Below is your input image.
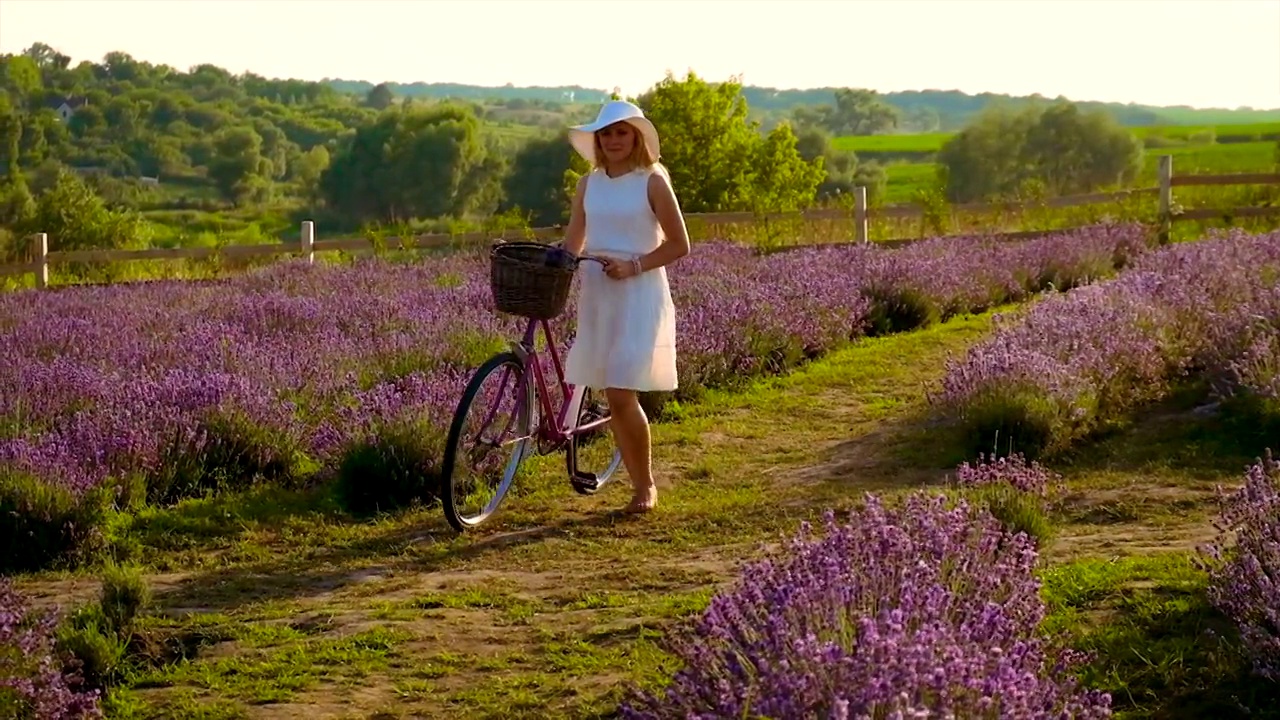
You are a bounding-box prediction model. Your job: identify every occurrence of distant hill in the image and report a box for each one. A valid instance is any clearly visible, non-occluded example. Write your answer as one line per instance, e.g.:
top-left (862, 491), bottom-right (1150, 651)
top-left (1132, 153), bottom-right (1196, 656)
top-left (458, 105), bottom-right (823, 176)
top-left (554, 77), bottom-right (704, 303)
top-left (323, 78), bottom-right (1280, 132)
top-left (323, 79), bottom-right (612, 105)
top-left (739, 87), bottom-right (1280, 130)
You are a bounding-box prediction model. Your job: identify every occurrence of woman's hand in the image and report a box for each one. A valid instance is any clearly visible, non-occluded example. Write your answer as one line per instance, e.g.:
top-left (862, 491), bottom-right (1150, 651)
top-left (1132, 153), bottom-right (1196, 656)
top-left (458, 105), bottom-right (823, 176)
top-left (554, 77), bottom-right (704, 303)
top-left (601, 257), bottom-right (642, 280)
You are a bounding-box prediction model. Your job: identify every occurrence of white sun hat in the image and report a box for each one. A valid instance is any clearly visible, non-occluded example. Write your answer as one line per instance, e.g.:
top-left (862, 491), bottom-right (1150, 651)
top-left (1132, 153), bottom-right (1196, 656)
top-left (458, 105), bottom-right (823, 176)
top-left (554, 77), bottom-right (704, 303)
top-left (568, 100), bottom-right (661, 167)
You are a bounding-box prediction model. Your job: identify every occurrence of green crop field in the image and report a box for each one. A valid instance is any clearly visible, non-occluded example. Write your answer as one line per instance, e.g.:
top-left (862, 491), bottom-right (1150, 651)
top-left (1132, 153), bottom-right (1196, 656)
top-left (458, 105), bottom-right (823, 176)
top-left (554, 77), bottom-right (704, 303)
top-left (831, 132), bottom-right (954, 155)
top-left (1143, 141), bottom-right (1278, 176)
top-left (835, 122), bottom-right (1280, 158)
top-left (861, 126), bottom-right (1279, 205)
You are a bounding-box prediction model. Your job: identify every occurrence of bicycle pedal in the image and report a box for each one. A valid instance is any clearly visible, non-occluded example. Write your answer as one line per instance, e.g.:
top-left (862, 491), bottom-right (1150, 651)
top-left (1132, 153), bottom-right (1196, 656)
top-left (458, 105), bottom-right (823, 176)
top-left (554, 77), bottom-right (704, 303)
top-left (570, 471), bottom-right (600, 495)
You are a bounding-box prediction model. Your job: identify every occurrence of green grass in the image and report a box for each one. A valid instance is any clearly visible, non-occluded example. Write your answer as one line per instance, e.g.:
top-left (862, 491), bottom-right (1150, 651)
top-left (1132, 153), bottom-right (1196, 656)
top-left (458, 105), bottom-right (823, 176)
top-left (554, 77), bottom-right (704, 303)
top-left (880, 162), bottom-right (941, 203)
top-left (1134, 122), bottom-right (1280, 143)
top-left (1146, 141), bottom-right (1278, 176)
top-left (1043, 553), bottom-right (1280, 719)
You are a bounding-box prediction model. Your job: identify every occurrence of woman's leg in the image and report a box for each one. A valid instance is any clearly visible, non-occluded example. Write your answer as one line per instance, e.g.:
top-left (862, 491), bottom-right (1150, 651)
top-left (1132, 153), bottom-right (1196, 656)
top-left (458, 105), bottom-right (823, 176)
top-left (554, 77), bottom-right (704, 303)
top-left (604, 387), bottom-right (657, 512)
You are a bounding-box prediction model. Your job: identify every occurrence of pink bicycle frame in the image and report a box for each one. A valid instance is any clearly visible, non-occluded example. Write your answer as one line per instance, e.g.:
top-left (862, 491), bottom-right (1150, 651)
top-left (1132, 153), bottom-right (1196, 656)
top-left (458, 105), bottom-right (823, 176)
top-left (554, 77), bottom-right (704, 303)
top-left (509, 316), bottom-right (611, 447)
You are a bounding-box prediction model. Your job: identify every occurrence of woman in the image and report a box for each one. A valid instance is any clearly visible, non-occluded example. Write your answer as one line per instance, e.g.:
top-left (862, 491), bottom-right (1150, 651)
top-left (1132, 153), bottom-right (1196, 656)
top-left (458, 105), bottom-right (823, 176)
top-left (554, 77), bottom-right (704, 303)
top-left (561, 100), bottom-right (691, 514)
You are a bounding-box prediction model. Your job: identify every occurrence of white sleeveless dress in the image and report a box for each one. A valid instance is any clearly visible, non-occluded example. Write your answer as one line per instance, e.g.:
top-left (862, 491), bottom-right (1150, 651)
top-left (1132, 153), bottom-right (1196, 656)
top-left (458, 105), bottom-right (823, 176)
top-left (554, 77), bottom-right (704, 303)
top-left (564, 167), bottom-right (679, 392)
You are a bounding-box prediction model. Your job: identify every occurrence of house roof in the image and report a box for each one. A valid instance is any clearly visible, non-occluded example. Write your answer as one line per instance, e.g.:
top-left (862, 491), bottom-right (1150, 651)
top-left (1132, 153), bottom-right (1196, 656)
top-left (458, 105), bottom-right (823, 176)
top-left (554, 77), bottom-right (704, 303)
top-left (46, 96), bottom-right (88, 110)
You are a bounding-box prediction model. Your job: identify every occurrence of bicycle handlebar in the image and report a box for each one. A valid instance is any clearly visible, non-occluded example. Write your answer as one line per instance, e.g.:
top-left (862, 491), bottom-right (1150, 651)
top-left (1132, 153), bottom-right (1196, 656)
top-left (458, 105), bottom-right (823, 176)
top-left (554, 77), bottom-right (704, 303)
top-left (496, 239), bottom-right (613, 270)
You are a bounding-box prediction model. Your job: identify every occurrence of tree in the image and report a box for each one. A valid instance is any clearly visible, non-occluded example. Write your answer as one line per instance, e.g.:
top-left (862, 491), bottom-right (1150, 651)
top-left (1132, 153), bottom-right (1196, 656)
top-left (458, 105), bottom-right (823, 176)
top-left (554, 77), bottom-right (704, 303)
top-left (0, 95), bottom-right (22, 176)
top-left (207, 126), bottom-right (268, 204)
top-left (67, 105), bottom-right (106, 138)
top-left (102, 51), bottom-right (144, 84)
top-left (789, 89), bottom-right (900, 137)
top-left (830, 89), bottom-right (899, 136)
top-left (937, 101), bottom-right (1142, 202)
top-left (250, 118), bottom-right (292, 180)
top-left (793, 124), bottom-right (885, 203)
top-left (0, 56), bottom-right (43, 108)
top-left (500, 131), bottom-right (575, 225)
top-left (14, 169), bottom-right (146, 252)
top-left (291, 145), bottom-right (330, 196)
top-left (0, 95), bottom-right (34, 236)
top-left (633, 71), bottom-right (823, 213)
top-left (22, 42), bottom-right (71, 71)
top-left (365, 83), bottom-right (394, 110)
top-left (320, 104), bottom-right (499, 222)
top-left (747, 123), bottom-right (826, 212)
top-left (1020, 103), bottom-right (1142, 195)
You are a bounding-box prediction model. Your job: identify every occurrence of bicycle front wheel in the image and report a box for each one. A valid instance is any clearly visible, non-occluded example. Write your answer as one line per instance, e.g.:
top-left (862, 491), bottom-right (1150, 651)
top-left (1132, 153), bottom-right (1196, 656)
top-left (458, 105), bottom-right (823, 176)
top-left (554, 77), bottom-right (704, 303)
top-left (440, 352), bottom-right (534, 532)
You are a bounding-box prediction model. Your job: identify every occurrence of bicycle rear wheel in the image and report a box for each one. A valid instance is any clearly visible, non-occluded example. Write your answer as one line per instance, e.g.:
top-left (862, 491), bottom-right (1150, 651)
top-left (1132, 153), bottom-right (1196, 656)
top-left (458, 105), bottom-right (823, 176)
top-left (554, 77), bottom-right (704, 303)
top-left (441, 352), bottom-right (534, 532)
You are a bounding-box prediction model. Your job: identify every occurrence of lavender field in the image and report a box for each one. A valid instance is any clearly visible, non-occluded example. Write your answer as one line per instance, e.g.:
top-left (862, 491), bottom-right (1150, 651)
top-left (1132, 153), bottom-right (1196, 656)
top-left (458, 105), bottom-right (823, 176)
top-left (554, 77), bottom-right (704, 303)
top-left (6, 225), bottom-right (1280, 719)
top-left (0, 226), bottom-right (1144, 544)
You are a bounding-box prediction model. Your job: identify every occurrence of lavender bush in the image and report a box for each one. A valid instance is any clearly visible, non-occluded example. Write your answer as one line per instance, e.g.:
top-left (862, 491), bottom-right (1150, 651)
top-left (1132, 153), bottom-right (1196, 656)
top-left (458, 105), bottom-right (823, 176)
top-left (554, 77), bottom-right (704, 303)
top-left (620, 492), bottom-right (1111, 719)
top-left (1200, 279), bottom-right (1280, 418)
top-left (951, 452), bottom-right (1062, 546)
top-left (0, 579), bottom-right (102, 719)
top-left (934, 229), bottom-right (1280, 458)
top-left (1200, 451), bottom-right (1280, 681)
top-left (955, 452), bottom-right (1059, 496)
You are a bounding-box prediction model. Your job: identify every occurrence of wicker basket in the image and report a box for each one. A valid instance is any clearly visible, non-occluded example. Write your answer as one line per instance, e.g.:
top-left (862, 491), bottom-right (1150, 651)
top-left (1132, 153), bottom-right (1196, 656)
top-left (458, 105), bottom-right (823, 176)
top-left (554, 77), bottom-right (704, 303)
top-left (490, 242), bottom-right (577, 320)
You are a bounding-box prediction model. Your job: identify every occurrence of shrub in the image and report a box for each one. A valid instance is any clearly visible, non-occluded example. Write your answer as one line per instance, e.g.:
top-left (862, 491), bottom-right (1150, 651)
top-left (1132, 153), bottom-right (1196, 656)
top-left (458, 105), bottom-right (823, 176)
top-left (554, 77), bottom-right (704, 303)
top-left (0, 223), bottom-right (1148, 572)
top-left (954, 451), bottom-right (1059, 496)
top-left (0, 579), bottom-right (102, 719)
top-left (0, 471), bottom-right (114, 573)
top-left (52, 610), bottom-right (127, 694)
top-left (1201, 451), bottom-right (1280, 680)
top-left (951, 452), bottom-right (1061, 546)
top-left (149, 408), bottom-right (315, 506)
top-left (97, 564), bottom-right (150, 639)
top-left (861, 283), bottom-right (939, 336)
top-left (335, 415), bottom-right (448, 516)
top-left (620, 492), bottom-right (1111, 719)
top-left (54, 565), bottom-right (151, 694)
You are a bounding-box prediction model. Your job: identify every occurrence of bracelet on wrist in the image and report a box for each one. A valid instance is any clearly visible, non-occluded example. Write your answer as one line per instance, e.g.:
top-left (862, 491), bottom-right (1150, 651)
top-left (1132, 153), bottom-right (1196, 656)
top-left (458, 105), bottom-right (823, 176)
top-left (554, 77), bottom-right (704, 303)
top-left (632, 259), bottom-right (643, 275)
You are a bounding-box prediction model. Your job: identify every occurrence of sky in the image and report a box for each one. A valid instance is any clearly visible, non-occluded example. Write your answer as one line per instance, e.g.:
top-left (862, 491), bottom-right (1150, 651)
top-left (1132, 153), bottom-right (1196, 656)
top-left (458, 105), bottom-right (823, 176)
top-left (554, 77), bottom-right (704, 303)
top-left (1, 0), bottom-right (1278, 110)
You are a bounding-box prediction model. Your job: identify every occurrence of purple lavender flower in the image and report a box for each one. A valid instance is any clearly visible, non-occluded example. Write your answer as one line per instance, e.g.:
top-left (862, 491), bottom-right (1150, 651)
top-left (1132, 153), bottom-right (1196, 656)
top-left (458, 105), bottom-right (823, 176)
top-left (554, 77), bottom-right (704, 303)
top-left (1200, 451), bottom-right (1280, 681)
top-left (954, 452), bottom-right (1059, 497)
top-left (0, 579), bottom-right (102, 719)
top-left (620, 492), bottom-right (1112, 719)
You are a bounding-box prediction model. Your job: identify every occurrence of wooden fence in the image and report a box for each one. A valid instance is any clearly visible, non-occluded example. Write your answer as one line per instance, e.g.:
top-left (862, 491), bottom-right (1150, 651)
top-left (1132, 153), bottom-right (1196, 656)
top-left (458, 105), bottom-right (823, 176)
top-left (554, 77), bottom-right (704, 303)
top-left (3, 154), bottom-right (1280, 289)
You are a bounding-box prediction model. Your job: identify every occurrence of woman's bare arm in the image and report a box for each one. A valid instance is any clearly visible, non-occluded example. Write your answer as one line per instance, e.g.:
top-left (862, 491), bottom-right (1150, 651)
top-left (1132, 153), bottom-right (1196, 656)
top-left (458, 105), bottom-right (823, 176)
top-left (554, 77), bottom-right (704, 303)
top-left (638, 170), bottom-right (690, 272)
top-left (562, 174), bottom-right (589, 256)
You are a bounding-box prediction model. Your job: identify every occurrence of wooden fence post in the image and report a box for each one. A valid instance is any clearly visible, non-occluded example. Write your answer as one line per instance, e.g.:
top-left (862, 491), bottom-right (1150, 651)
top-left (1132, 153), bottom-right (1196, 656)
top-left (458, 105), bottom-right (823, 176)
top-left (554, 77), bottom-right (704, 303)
top-left (32, 233), bottom-right (48, 289)
top-left (1158, 155), bottom-right (1173, 244)
top-left (854, 186), bottom-right (868, 243)
top-left (300, 220), bottom-right (315, 264)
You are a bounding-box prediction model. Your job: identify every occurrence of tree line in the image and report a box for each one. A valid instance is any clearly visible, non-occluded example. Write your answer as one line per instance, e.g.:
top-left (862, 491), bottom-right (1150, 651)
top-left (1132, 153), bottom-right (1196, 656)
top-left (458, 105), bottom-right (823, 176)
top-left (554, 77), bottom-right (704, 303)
top-left (0, 41), bottom-right (1166, 258)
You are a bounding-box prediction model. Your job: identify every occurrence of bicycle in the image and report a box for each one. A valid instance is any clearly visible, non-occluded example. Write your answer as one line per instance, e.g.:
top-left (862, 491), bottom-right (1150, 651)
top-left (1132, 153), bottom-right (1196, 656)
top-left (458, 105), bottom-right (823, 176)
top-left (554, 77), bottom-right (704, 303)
top-left (439, 241), bottom-right (624, 532)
